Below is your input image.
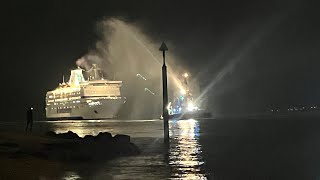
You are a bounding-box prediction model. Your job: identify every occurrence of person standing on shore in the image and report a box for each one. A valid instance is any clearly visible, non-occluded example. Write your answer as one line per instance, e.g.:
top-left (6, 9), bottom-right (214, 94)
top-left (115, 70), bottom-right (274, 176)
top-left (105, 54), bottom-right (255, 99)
top-left (25, 107), bottom-right (33, 132)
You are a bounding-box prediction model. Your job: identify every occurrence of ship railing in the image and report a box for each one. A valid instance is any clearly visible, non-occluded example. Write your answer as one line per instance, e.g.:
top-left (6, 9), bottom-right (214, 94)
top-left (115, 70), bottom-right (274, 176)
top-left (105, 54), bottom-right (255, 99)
top-left (81, 96), bottom-right (123, 99)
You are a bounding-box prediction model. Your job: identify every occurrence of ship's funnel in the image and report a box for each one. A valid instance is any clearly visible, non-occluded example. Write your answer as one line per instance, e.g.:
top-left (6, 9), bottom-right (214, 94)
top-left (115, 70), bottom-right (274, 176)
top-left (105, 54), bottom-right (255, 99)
top-left (69, 67), bottom-right (86, 86)
top-left (92, 64), bottom-right (98, 80)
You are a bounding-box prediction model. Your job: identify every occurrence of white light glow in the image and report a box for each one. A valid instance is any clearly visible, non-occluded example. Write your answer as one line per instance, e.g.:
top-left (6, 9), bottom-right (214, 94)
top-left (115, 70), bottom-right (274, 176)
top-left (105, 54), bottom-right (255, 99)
top-left (180, 89), bottom-right (186, 95)
top-left (187, 102), bottom-right (198, 112)
top-left (167, 102), bottom-right (172, 110)
top-left (169, 119), bottom-right (206, 178)
top-left (88, 101), bottom-right (102, 106)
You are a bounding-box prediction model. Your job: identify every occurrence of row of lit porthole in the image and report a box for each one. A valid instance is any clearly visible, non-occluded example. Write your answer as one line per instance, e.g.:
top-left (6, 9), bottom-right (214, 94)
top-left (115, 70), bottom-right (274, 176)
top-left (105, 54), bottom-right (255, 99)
top-left (48, 92), bottom-right (81, 98)
top-left (50, 106), bottom-right (78, 110)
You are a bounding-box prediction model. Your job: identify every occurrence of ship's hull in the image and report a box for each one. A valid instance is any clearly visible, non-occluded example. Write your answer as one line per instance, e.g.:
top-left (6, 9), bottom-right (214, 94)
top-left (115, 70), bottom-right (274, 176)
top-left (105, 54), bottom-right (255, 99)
top-left (46, 98), bottom-right (125, 120)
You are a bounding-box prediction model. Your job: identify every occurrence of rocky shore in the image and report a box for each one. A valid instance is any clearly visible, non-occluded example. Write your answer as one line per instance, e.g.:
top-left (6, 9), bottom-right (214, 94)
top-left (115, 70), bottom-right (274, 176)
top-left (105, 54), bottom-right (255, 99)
top-left (0, 131), bottom-right (140, 179)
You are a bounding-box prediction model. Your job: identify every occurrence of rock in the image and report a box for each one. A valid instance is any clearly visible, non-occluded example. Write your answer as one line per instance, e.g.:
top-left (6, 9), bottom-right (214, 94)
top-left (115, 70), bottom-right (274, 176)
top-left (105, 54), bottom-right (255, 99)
top-left (46, 131), bottom-right (80, 139)
top-left (38, 131), bottom-right (139, 162)
top-left (95, 132), bottom-right (112, 142)
top-left (45, 131), bottom-right (57, 137)
top-left (58, 131), bottom-right (80, 139)
top-left (113, 134), bottom-right (130, 144)
top-left (83, 135), bottom-right (95, 143)
top-left (66, 131), bottom-right (80, 139)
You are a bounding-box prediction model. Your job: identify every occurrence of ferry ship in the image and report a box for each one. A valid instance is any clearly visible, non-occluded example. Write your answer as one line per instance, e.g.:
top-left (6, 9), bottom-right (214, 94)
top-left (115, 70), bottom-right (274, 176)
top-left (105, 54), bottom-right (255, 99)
top-left (45, 64), bottom-right (125, 119)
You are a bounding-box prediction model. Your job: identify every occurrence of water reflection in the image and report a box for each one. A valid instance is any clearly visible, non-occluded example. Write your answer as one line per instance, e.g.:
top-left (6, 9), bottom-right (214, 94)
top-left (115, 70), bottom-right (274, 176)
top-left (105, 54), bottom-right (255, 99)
top-left (23, 119), bottom-right (208, 179)
top-left (42, 119), bottom-right (163, 138)
top-left (61, 171), bottom-right (81, 180)
top-left (169, 119), bottom-right (207, 179)
top-left (51, 121), bottom-right (104, 137)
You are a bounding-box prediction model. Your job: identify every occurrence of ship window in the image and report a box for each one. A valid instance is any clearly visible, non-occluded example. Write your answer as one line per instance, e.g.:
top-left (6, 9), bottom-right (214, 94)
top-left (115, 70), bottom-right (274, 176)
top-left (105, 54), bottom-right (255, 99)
top-left (57, 108), bottom-right (71, 113)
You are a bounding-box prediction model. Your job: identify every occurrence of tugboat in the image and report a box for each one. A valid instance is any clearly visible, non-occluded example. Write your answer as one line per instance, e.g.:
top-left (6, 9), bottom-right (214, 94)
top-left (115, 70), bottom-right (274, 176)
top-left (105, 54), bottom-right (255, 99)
top-left (167, 73), bottom-right (211, 120)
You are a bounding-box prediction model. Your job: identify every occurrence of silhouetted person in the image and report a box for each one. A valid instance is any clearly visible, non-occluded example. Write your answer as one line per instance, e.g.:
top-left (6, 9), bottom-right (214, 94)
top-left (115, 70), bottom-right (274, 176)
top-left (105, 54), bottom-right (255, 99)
top-left (25, 107), bottom-right (33, 132)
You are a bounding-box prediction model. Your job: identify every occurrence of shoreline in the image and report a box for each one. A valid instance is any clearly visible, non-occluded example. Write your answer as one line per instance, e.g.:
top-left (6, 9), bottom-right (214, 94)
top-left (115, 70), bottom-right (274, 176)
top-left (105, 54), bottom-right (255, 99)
top-left (0, 131), bottom-right (142, 179)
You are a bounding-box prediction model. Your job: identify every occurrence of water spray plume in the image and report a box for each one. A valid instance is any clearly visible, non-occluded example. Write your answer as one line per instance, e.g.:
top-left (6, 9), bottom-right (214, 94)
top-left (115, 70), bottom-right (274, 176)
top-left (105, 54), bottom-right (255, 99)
top-left (79, 17), bottom-right (190, 119)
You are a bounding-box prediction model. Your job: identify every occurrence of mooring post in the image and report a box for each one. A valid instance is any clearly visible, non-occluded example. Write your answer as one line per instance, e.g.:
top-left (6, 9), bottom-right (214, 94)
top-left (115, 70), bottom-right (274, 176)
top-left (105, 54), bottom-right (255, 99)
top-left (159, 42), bottom-right (169, 143)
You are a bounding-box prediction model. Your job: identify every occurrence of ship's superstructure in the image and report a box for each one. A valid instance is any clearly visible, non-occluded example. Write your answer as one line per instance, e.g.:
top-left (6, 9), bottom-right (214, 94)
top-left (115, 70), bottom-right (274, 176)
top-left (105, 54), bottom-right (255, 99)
top-left (45, 64), bottom-right (125, 119)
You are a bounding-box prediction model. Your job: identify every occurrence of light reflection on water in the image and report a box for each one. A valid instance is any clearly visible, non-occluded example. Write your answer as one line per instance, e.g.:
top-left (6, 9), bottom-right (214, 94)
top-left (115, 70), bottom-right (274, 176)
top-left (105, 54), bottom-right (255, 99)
top-left (45, 119), bottom-right (163, 138)
top-left (5, 117), bottom-right (319, 179)
top-left (61, 171), bottom-right (81, 180)
top-left (47, 119), bottom-right (207, 179)
top-left (169, 119), bottom-right (207, 179)
top-left (0, 119), bottom-right (207, 179)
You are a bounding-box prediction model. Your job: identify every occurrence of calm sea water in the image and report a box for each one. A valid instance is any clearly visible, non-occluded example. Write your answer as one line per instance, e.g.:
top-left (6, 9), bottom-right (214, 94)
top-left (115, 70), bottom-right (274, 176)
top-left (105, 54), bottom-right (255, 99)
top-left (2, 117), bottom-right (320, 179)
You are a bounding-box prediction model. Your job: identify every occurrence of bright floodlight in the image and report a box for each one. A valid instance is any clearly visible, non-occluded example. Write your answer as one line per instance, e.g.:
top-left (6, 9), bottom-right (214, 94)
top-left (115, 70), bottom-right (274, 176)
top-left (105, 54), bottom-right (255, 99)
top-left (183, 73), bottom-right (189, 78)
top-left (187, 102), bottom-right (195, 111)
top-left (180, 89), bottom-right (186, 95)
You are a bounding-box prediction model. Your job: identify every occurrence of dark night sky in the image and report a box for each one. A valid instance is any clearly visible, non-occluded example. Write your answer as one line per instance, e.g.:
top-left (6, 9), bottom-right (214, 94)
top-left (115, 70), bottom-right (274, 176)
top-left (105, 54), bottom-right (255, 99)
top-left (1, 0), bottom-right (320, 120)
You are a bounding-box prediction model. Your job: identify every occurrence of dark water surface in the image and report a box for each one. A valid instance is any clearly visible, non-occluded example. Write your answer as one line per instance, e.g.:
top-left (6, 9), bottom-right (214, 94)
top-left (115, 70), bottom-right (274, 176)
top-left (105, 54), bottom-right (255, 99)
top-left (2, 117), bottom-right (320, 179)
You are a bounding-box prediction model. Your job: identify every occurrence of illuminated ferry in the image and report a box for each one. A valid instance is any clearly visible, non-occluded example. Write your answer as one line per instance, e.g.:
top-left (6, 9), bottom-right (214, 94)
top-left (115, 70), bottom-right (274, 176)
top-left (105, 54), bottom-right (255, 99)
top-left (45, 64), bottom-right (125, 119)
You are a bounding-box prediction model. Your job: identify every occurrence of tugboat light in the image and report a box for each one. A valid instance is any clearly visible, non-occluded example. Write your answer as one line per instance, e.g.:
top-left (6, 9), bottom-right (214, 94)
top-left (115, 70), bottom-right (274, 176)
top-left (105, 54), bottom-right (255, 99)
top-left (187, 102), bottom-right (198, 112)
top-left (180, 89), bottom-right (186, 95)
